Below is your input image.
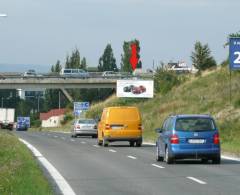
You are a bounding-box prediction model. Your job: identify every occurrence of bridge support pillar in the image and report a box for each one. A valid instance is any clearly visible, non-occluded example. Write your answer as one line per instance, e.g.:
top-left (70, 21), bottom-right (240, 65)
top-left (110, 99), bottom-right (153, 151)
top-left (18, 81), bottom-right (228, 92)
top-left (60, 88), bottom-right (73, 102)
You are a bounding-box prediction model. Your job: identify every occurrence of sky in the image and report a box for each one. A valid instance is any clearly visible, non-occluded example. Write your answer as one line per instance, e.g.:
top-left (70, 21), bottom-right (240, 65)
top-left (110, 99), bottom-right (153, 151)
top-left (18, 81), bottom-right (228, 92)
top-left (0, 0), bottom-right (239, 72)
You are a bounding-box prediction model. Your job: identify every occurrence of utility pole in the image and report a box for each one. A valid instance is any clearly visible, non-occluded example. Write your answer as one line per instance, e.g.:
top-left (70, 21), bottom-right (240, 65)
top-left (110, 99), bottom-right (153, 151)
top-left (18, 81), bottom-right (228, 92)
top-left (37, 95), bottom-right (40, 112)
top-left (1, 97), bottom-right (3, 108)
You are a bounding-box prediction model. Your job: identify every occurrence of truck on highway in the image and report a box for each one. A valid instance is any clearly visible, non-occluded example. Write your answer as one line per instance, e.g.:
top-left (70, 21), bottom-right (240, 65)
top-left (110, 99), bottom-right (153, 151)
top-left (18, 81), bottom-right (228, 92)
top-left (0, 108), bottom-right (15, 130)
top-left (16, 116), bottom-right (30, 131)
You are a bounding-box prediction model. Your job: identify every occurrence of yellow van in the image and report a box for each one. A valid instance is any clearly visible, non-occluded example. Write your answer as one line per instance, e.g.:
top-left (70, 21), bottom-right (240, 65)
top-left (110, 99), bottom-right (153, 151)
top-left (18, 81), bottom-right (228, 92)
top-left (97, 106), bottom-right (142, 147)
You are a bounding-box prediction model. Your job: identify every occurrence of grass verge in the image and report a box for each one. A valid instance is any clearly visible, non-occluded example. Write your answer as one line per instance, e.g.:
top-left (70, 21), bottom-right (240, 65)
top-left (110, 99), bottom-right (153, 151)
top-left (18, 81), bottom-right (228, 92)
top-left (0, 130), bottom-right (53, 195)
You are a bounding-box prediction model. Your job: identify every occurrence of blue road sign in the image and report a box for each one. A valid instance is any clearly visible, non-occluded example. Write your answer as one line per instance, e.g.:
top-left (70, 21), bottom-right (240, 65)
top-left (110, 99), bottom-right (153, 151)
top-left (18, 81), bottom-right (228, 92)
top-left (74, 102), bottom-right (90, 111)
top-left (229, 37), bottom-right (240, 70)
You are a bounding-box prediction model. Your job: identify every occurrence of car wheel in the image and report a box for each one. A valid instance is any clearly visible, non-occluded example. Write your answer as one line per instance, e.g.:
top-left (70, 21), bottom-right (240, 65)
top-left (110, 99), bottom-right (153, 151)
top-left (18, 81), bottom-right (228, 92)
top-left (97, 139), bottom-right (103, 146)
top-left (156, 146), bottom-right (164, 162)
top-left (103, 137), bottom-right (109, 147)
top-left (201, 158), bottom-right (208, 164)
top-left (136, 141), bottom-right (142, 147)
top-left (164, 146), bottom-right (173, 164)
top-left (92, 135), bottom-right (97, 138)
top-left (129, 141), bottom-right (135, 147)
top-left (212, 156), bottom-right (221, 164)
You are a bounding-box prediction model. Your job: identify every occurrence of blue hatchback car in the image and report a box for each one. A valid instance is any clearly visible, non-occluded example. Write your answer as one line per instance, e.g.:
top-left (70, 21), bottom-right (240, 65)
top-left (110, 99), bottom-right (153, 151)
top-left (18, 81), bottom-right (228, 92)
top-left (155, 114), bottom-right (221, 164)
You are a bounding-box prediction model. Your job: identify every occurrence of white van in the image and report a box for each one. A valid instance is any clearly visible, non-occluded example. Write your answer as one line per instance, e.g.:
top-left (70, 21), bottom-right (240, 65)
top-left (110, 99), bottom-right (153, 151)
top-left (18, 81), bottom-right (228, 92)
top-left (60, 68), bottom-right (89, 78)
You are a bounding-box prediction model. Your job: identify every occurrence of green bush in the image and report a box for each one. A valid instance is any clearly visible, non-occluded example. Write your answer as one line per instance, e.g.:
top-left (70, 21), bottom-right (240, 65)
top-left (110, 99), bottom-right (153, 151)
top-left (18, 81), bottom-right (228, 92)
top-left (154, 69), bottom-right (184, 94)
top-left (61, 113), bottom-right (74, 125)
top-left (31, 120), bottom-right (41, 128)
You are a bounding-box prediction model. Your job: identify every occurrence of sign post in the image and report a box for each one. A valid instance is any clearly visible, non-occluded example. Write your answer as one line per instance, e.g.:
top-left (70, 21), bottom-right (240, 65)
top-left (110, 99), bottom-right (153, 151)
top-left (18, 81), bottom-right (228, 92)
top-left (229, 37), bottom-right (240, 104)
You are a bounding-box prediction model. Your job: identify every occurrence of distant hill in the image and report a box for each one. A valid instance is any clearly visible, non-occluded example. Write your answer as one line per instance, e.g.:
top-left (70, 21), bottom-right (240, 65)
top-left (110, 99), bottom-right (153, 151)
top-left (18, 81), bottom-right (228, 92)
top-left (0, 64), bottom-right (51, 73)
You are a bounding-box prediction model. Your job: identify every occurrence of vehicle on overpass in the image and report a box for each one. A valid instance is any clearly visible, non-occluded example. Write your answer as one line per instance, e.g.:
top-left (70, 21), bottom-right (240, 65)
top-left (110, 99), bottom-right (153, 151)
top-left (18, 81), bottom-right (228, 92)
top-left (71, 118), bottom-right (97, 138)
top-left (102, 71), bottom-right (121, 78)
top-left (23, 69), bottom-right (37, 77)
top-left (97, 106), bottom-right (142, 147)
top-left (0, 108), bottom-right (15, 130)
top-left (155, 114), bottom-right (221, 164)
top-left (60, 68), bottom-right (89, 78)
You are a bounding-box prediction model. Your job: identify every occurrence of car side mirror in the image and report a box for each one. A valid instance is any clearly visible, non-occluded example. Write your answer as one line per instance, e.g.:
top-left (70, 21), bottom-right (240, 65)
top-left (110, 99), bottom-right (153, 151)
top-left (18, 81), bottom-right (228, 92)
top-left (155, 128), bottom-right (162, 133)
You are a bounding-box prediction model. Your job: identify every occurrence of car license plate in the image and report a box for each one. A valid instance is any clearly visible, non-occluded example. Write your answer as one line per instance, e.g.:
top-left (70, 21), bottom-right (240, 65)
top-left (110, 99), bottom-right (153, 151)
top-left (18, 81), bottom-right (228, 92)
top-left (111, 126), bottom-right (123, 130)
top-left (188, 139), bottom-right (205, 144)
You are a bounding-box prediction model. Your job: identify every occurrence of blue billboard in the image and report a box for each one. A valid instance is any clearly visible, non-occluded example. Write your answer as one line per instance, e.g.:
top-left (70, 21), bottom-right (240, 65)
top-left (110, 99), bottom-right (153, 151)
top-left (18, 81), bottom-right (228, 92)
top-left (229, 37), bottom-right (240, 70)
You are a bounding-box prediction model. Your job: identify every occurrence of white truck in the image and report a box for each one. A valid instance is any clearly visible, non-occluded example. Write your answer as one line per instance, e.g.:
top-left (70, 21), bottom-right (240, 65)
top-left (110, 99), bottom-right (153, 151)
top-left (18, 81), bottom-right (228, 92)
top-left (0, 108), bottom-right (15, 130)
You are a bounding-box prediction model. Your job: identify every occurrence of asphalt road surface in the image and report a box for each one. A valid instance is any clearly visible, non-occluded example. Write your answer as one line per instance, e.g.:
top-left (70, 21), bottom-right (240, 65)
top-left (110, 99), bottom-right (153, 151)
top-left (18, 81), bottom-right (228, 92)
top-left (15, 131), bottom-right (240, 195)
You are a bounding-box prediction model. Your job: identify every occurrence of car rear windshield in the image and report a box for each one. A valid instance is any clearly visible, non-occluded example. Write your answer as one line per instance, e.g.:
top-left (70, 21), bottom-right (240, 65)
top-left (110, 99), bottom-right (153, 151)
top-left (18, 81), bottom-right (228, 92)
top-left (175, 117), bottom-right (216, 131)
top-left (78, 119), bottom-right (95, 124)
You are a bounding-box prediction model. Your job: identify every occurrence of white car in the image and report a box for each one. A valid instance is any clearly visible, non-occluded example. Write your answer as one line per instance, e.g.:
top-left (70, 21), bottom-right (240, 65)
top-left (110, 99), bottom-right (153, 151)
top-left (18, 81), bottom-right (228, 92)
top-left (23, 69), bottom-right (37, 77)
top-left (72, 119), bottom-right (97, 138)
top-left (102, 71), bottom-right (121, 78)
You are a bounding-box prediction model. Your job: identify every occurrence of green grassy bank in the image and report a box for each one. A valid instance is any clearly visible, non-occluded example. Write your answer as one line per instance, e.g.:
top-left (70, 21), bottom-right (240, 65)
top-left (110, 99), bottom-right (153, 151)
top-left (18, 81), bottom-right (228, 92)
top-left (0, 130), bottom-right (53, 195)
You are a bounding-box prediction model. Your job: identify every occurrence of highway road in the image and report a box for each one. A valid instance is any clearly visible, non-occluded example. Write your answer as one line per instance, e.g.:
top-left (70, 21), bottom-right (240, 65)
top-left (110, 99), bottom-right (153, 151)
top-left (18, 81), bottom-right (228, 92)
top-left (15, 131), bottom-right (240, 195)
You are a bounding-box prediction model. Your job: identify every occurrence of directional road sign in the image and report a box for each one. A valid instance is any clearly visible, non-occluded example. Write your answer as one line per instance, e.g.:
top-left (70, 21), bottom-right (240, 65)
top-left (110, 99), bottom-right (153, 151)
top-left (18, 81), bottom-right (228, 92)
top-left (229, 37), bottom-right (240, 70)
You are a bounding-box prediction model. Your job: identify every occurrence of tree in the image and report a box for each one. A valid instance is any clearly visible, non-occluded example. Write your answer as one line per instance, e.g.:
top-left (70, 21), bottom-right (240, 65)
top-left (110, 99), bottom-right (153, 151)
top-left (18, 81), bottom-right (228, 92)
top-left (69, 48), bottom-right (81, 68)
top-left (80, 57), bottom-right (87, 70)
top-left (120, 39), bottom-right (142, 72)
top-left (98, 44), bottom-right (117, 71)
top-left (191, 41), bottom-right (217, 71)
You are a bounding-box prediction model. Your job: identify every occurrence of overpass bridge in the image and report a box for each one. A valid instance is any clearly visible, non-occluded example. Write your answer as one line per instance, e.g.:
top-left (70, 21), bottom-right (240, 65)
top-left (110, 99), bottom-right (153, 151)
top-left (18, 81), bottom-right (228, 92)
top-left (0, 77), bottom-right (117, 89)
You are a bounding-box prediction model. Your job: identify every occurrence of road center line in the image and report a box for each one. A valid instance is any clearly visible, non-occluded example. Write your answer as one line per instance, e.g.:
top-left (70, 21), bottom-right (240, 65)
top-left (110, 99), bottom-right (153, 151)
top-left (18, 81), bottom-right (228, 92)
top-left (93, 145), bottom-right (100, 148)
top-left (70, 139), bottom-right (75, 142)
top-left (54, 135), bottom-right (58, 138)
top-left (127, 155), bottom-right (137, 160)
top-left (19, 138), bottom-right (76, 195)
top-left (151, 163), bottom-right (165, 169)
top-left (109, 149), bottom-right (117, 153)
top-left (187, 177), bottom-right (207, 185)
top-left (81, 141), bottom-right (86, 144)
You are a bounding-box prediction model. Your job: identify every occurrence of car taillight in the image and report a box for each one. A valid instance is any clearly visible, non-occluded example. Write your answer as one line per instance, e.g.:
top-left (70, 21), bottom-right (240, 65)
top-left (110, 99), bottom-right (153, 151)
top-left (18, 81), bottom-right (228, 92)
top-left (76, 125), bottom-right (80, 129)
top-left (105, 124), bottom-right (111, 130)
top-left (170, 134), bottom-right (179, 144)
top-left (213, 133), bottom-right (220, 144)
top-left (138, 124), bottom-right (142, 130)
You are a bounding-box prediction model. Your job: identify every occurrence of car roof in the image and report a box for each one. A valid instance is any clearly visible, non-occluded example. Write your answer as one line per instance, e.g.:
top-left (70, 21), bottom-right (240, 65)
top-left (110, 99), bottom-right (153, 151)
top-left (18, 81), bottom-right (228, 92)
top-left (171, 114), bottom-right (213, 119)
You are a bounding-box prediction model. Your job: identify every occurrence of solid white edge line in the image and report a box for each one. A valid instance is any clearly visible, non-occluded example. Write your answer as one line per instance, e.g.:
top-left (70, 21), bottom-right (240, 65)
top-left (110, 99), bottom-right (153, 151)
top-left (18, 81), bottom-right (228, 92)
top-left (127, 155), bottom-right (137, 159)
top-left (151, 163), bottom-right (165, 169)
top-left (19, 138), bottom-right (76, 195)
top-left (222, 155), bottom-right (240, 162)
top-left (187, 177), bottom-right (207, 185)
top-left (109, 149), bottom-right (117, 153)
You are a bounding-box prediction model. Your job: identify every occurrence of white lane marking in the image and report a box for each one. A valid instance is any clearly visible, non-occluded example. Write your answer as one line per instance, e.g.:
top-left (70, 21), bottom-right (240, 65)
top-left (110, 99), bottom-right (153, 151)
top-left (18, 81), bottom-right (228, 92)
top-left (61, 137), bottom-right (65, 140)
top-left (187, 177), bottom-right (207, 185)
top-left (81, 141), bottom-right (86, 144)
top-left (143, 142), bottom-right (155, 146)
top-left (151, 163), bottom-right (165, 169)
top-left (93, 145), bottom-right (100, 148)
top-left (70, 139), bottom-right (75, 142)
top-left (127, 155), bottom-right (137, 160)
top-left (54, 135), bottom-right (58, 138)
top-left (109, 149), bottom-right (117, 153)
top-left (19, 138), bottom-right (76, 195)
top-left (222, 155), bottom-right (240, 162)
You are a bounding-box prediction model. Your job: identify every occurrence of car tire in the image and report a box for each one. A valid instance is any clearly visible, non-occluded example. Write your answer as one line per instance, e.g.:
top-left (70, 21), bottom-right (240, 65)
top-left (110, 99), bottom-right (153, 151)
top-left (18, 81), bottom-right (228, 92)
top-left (212, 156), bottom-right (221, 164)
top-left (103, 137), bottom-right (109, 147)
top-left (156, 146), bottom-right (164, 162)
top-left (136, 140), bottom-right (142, 147)
top-left (97, 139), bottom-right (103, 146)
top-left (92, 135), bottom-right (97, 139)
top-left (129, 141), bottom-right (135, 147)
top-left (164, 146), bottom-right (173, 164)
top-left (201, 158), bottom-right (208, 164)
